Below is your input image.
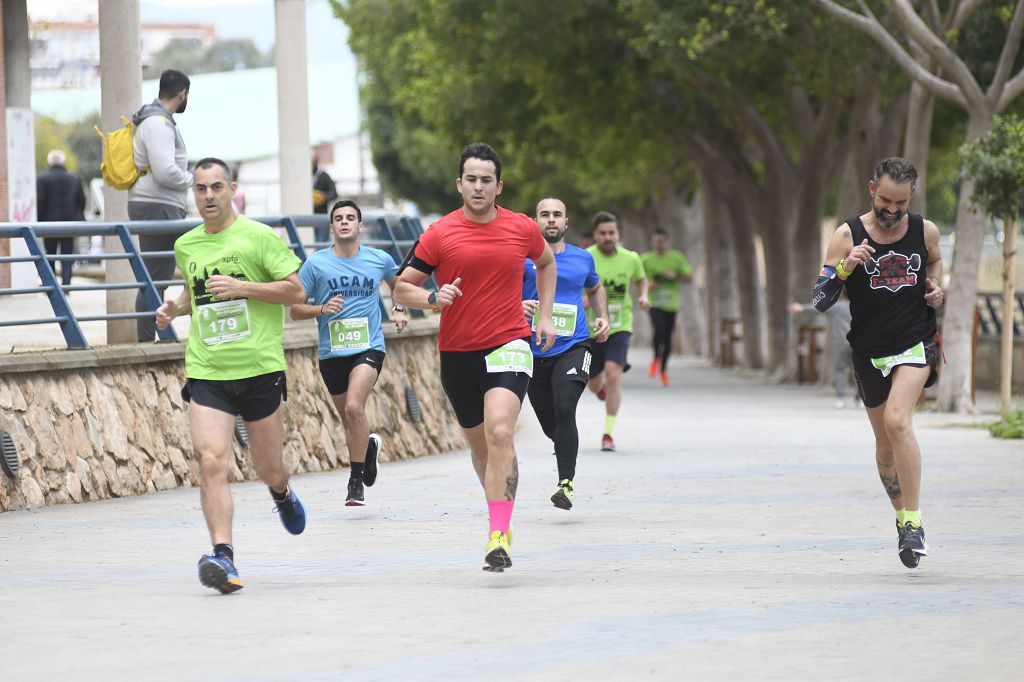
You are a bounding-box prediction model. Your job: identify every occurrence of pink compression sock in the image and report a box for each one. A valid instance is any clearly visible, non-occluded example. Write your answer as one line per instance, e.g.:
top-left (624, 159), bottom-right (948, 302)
top-left (487, 500), bottom-right (514, 535)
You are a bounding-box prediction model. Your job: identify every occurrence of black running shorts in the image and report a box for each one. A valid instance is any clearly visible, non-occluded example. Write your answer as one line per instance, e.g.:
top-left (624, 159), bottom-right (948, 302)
top-left (590, 331), bottom-right (632, 377)
top-left (318, 350), bottom-right (386, 396)
top-left (440, 338), bottom-right (532, 429)
top-left (182, 371), bottom-right (287, 422)
top-left (532, 341), bottom-right (592, 389)
top-left (853, 338), bottom-right (939, 408)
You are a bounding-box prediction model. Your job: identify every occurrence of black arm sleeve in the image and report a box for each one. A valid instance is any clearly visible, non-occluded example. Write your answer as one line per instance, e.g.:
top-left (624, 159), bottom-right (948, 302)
top-left (396, 239), bottom-right (436, 276)
top-left (812, 265), bottom-right (843, 312)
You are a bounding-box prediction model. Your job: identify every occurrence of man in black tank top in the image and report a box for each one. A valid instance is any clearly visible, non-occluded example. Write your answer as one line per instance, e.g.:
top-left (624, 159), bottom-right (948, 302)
top-left (811, 157), bottom-right (944, 570)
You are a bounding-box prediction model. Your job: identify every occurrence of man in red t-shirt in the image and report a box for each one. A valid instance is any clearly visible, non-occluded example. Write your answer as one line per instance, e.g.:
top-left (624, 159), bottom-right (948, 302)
top-left (395, 143), bottom-right (557, 571)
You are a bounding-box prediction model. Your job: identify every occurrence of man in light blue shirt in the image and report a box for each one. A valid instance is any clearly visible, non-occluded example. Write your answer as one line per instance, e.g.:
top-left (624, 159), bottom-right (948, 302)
top-left (292, 200), bottom-right (407, 506)
top-left (522, 197), bottom-right (609, 510)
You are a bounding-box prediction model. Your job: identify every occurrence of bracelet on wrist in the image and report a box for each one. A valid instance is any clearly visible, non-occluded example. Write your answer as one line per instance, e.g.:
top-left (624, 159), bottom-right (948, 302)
top-left (320, 303), bottom-right (325, 315)
top-left (836, 259), bottom-right (853, 279)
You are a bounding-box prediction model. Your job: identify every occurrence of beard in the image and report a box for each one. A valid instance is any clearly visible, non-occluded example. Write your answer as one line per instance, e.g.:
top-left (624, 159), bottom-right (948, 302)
top-left (176, 99), bottom-right (188, 114)
top-left (873, 205), bottom-right (904, 230)
top-left (543, 227), bottom-right (567, 244)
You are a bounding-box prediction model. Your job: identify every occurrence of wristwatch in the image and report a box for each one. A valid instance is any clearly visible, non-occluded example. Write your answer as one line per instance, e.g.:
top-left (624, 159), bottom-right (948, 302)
top-left (391, 303), bottom-right (406, 313)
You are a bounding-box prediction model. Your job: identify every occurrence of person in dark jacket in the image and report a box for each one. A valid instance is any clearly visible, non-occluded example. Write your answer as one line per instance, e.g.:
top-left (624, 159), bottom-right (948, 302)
top-left (312, 153), bottom-right (338, 245)
top-left (36, 149), bottom-right (86, 286)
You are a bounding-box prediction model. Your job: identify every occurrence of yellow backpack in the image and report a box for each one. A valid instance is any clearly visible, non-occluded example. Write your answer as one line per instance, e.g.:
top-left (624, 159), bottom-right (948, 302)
top-left (94, 115), bottom-right (148, 190)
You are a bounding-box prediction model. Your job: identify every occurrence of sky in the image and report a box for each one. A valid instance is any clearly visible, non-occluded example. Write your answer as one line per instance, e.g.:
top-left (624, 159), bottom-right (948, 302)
top-left (27, 0), bottom-right (352, 63)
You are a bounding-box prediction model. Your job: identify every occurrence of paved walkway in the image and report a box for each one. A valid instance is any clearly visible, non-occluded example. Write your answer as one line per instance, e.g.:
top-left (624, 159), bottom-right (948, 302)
top-left (0, 352), bottom-right (1021, 681)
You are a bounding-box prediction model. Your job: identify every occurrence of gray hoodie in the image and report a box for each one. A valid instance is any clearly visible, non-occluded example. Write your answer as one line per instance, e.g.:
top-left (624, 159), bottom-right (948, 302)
top-left (128, 100), bottom-right (193, 209)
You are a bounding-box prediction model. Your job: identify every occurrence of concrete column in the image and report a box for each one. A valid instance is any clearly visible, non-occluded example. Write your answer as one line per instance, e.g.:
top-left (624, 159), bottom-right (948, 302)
top-left (98, 0), bottom-right (142, 344)
top-left (3, 0), bottom-right (30, 106)
top-left (3, 0), bottom-right (37, 289)
top-left (275, 0), bottom-right (312, 215)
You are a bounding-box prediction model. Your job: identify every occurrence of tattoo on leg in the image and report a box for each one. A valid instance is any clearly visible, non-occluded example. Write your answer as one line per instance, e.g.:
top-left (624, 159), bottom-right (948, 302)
top-left (504, 456), bottom-right (519, 500)
top-left (877, 461), bottom-right (902, 500)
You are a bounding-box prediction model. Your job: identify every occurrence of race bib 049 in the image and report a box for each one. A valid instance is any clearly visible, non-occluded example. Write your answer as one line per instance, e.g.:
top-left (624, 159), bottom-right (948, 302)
top-left (330, 317), bottom-right (371, 352)
top-left (198, 299), bottom-right (252, 346)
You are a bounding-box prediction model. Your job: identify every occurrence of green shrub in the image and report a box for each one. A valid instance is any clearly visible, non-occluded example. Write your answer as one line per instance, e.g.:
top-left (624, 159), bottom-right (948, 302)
top-left (989, 411), bottom-right (1024, 438)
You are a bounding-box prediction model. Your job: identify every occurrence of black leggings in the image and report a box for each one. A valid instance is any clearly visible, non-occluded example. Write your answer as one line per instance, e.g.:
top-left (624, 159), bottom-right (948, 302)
top-left (649, 308), bottom-right (676, 371)
top-left (527, 344), bottom-right (591, 481)
top-left (43, 237), bottom-right (74, 286)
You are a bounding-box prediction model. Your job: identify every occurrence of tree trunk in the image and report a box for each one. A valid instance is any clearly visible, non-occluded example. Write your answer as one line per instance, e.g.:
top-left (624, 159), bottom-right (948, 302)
top-left (702, 186), bottom-right (729, 364)
top-left (836, 85), bottom-right (883, 223)
top-left (726, 197), bottom-right (766, 370)
top-left (1000, 216), bottom-right (1018, 413)
top-left (903, 79), bottom-right (936, 216)
top-left (649, 185), bottom-right (707, 356)
top-left (937, 113), bottom-right (994, 412)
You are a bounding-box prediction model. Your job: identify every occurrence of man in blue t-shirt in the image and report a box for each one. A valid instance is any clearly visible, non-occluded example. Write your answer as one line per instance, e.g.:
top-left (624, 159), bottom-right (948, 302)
top-left (292, 200), bottom-right (407, 506)
top-left (522, 197), bottom-right (609, 510)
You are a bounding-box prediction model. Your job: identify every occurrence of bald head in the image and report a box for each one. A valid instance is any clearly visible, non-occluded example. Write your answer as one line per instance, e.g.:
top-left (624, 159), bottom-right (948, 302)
top-left (535, 197), bottom-right (568, 244)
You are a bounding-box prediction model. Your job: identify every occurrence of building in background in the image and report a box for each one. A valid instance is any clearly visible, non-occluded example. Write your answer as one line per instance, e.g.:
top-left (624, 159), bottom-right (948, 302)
top-left (33, 64), bottom-right (388, 217)
top-left (29, 20), bottom-right (216, 90)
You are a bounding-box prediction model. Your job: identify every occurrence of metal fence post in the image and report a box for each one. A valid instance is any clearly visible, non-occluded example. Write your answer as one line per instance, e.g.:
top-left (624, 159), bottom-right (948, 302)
top-left (19, 226), bottom-right (89, 349)
top-left (115, 224), bottom-right (178, 342)
top-left (281, 217), bottom-right (307, 262)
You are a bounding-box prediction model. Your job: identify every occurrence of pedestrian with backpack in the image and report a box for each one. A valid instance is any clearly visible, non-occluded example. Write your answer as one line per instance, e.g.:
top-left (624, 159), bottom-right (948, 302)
top-left (129, 69), bottom-right (193, 342)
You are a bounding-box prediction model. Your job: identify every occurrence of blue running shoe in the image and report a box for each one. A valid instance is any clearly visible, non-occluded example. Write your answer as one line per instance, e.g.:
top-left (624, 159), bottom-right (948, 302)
top-left (273, 486), bottom-right (307, 535)
top-left (198, 554), bottom-right (244, 594)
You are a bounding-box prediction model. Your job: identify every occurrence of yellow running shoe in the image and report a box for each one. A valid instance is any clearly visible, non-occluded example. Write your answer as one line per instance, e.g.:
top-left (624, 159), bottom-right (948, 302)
top-left (551, 479), bottom-right (574, 510)
top-left (483, 530), bottom-right (512, 572)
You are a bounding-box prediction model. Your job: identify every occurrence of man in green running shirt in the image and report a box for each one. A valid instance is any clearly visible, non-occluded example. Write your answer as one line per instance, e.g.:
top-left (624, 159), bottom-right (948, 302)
top-left (585, 211), bottom-right (649, 452)
top-left (641, 228), bottom-right (692, 387)
top-left (156, 157), bottom-right (308, 594)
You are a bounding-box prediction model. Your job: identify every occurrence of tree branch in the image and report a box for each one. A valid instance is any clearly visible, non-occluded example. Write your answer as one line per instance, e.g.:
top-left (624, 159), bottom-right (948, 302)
top-left (810, 0), bottom-right (966, 107)
top-left (988, 0), bottom-right (1024, 104)
top-left (889, 0), bottom-right (985, 104)
top-left (950, 0), bottom-right (987, 30)
top-left (998, 66), bottom-right (1024, 111)
top-left (924, 0), bottom-right (942, 31)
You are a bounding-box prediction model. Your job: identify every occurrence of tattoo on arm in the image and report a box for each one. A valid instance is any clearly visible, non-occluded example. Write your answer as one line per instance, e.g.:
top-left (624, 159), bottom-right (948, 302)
top-left (504, 456), bottom-right (519, 501)
top-left (841, 229), bottom-right (851, 241)
top-left (877, 461), bottom-right (902, 500)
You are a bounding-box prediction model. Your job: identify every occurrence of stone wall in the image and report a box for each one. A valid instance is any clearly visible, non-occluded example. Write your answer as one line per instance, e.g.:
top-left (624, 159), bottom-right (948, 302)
top-left (0, 320), bottom-right (464, 512)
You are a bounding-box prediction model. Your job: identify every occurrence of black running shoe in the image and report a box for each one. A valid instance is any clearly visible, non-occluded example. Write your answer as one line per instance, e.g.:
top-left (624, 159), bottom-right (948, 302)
top-left (346, 477), bottom-right (365, 506)
top-left (364, 433), bottom-right (382, 487)
top-left (899, 523), bottom-right (927, 569)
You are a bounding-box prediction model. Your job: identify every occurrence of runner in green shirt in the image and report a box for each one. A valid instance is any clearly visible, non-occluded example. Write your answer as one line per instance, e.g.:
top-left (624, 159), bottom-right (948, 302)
top-left (156, 157), bottom-right (307, 594)
top-left (585, 211), bottom-right (649, 452)
top-left (641, 228), bottom-right (692, 386)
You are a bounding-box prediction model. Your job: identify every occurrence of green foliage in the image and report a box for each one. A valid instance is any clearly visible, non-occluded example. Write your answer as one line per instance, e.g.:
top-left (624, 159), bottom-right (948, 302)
top-left (960, 114), bottom-right (1024, 220)
top-left (34, 115), bottom-right (78, 172)
top-left (334, 0), bottom-right (875, 219)
top-left (67, 113), bottom-right (103, 183)
top-left (144, 38), bottom-right (272, 79)
top-left (988, 410), bottom-right (1024, 438)
top-left (34, 113), bottom-right (103, 183)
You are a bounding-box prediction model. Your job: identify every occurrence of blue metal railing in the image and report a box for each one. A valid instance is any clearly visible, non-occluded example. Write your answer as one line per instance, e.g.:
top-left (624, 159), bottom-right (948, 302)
top-left (0, 213), bottom-right (422, 350)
